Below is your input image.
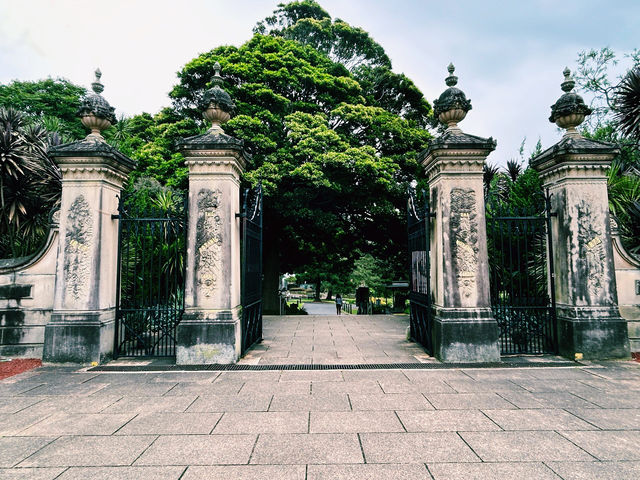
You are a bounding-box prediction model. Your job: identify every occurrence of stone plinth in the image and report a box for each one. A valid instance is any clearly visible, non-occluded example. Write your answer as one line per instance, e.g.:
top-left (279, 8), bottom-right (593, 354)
top-left (419, 130), bottom-right (500, 362)
top-left (531, 135), bottom-right (630, 359)
top-left (44, 140), bottom-right (135, 363)
top-left (176, 132), bottom-right (246, 364)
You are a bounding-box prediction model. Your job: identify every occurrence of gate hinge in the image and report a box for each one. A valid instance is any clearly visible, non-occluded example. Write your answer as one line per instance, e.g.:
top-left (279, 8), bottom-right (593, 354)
top-left (235, 212), bottom-right (245, 218)
top-left (111, 214), bottom-right (120, 220)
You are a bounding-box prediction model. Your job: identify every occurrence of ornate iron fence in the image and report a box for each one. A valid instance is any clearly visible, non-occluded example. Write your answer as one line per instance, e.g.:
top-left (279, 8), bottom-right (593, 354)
top-left (113, 193), bottom-right (187, 357)
top-left (486, 191), bottom-right (557, 355)
top-left (407, 189), bottom-right (434, 355)
top-left (240, 184), bottom-right (263, 354)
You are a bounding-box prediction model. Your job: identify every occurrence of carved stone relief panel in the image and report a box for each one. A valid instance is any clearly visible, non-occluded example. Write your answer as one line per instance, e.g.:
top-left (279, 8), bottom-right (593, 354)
top-left (576, 198), bottom-right (606, 300)
top-left (195, 188), bottom-right (223, 298)
top-left (64, 195), bottom-right (92, 301)
top-left (450, 188), bottom-right (479, 298)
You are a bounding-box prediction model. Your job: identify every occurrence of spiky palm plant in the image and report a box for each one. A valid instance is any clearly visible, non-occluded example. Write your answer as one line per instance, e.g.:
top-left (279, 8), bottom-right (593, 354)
top-left (615, 67), bottom-right (640, 142)
top-left (0, 107), bottom-right (62, 258)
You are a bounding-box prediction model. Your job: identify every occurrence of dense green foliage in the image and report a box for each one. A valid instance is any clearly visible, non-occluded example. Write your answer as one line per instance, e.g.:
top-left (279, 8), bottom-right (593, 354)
top-left (0, 107), bottom-right (62, 257)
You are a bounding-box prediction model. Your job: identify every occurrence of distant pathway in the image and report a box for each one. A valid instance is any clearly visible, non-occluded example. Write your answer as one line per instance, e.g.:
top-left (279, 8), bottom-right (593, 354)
top-left (302, 302), bottom-right (338, 315)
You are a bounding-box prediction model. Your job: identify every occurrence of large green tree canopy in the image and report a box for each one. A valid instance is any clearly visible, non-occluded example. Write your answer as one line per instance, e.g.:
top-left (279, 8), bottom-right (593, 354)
top-left (169, 13), bottom-right (432, 303)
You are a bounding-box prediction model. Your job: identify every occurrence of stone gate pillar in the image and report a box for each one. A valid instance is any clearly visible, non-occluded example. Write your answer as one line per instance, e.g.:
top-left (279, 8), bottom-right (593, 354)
top-left (44, 70), bottom-right (134, 363)
top-left (531, 68), bottom-right (629, 359)
top-left (176, 63), bottom-right (245, 364)
top-left (420, 64), bottom-right (500, 362)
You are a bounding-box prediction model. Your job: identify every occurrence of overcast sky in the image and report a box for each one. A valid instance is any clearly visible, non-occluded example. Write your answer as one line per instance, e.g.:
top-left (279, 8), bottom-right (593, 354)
top-left (1, 0), bottom-right (637, 164)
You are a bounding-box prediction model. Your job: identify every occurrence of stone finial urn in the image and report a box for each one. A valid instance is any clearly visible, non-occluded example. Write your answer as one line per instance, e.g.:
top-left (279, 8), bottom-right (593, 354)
top-left (433, 63), bottom-right (473, 132)
top-left (77, 69), bottom-right (117, 140)
top-left (549, 67), bottom-right (592, 137)
top-left (201, 62), bottom-right (235, 133)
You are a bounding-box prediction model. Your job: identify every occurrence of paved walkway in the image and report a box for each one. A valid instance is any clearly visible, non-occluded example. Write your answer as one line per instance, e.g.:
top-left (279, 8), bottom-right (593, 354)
top-left (240, 315), bottom-right (432, 365)
top-left (300, 302), bottom-right (338, 316)
top-left (1, 361), bottom-right (640, 479)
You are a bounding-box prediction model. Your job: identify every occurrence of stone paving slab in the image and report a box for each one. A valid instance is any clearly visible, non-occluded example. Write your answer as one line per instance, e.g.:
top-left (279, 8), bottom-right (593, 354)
top-left (559, 430), bottom-right (640, 460)
top-left (20, 435), bottom-right (156, 467)
top-left (135, 434), bottom-right (256, 465)
top-left (116, 412), bottom-right (222, 435)
top-left (307, 464), bottom-right (431, 479)
top-left (0, 467), bottom-right (66, 480)
top-left (545, 461), bottom-right (640, 480)
top-left (396, 410), bottom-right (501, 432)
top-left (0, 436), bottom-right (55, 467)
top-left (250, 433), bottom-right (363, 464)
top-left (360, 432), bottom-right (479, 463)
top-left (481, 408), bottom-right (595, 431)
top-left (309, 411), bottom-right (404, 433)
top-left (427, 462), bottom-right (561, 480)
top-left (20, 413), bottom-right (135, 436)
top-left (181, 465), bottom-right (305, 480)
top-left (213, 412), bottom-right (309, 434)
top-left (55, 466), bottom-right (185, 480)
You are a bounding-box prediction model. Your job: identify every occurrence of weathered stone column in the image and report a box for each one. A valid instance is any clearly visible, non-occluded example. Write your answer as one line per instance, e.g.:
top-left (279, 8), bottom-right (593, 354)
top-left (531, 68), bottom-right (629, 359)
top-left (176, 63), bottom-right (245, 364)
top-left (44, 70), bottom-right (134, 363)
top-left (419, 64), bottom-right (500, 362)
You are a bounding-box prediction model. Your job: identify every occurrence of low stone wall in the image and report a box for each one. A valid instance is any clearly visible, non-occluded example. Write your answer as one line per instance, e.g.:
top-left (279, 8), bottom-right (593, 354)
top-left (611, 223), bottom-right (640, 352)
top-left (0, 214), bottom-right (59, 358)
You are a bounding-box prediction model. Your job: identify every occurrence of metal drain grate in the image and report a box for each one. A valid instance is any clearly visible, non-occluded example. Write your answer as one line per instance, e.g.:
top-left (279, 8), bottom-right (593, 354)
top-left (88, 361), bottom-right (580, 372)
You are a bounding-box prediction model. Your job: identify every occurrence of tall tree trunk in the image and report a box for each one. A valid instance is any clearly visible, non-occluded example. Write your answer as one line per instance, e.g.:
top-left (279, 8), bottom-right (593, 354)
top-left (325, 289), bottom-right (333, 301)
top-left (314, 276), bottom-right (321, 302)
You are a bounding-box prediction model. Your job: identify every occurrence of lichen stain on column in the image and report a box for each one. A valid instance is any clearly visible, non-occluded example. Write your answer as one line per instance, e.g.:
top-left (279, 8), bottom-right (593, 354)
top-left (64, 195), bottom-right (92, 301)
top-left (576, 199), bottom-right (606, 302)
top-left (195, 188), bottom-right (223, 298)
top-left (450, 188), bottom-right (479, 300)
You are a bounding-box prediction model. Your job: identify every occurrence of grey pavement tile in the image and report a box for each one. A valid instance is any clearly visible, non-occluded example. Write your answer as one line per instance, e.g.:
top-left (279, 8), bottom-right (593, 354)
top-left (269, 393), bottom-right (351, 412)
top-left (19, 435), bottom-right (156, 467)
top-left (445, 379), bottom-right (528, 393)
top-left (55, 466), bottom-right (186, 480)
top-left (279, 371), bottom-right (344, 382)
top-left (213, 412), bottom-right (308, 434)
top-left (307, 464), bottom-right (431, 479)
top-left (164, 382), bottom-right (244, 396)
top-left (310, 381), bottom-right (383, 395)
top-left (377, 379), bottom-right (456, 394)
top-left (0, 383), bottom-right (44, 396)
top-left (310, 411), bottom-right (404, 433)
top-left (19, 383), bottom-right (108, 397)
top-left (20, 413), bottom-right (135, 436)
top-left (529, 392), bottom-right (603, 409)
top-left (135, 434), bottom-right (255, 465)
top-left (102, 395), bottom-right (197, 413)
top-left (402, 370), bottom-right (470, 382)
top-left (239, 381), bottom-right (311, 395)
top-left (495, 390), bottom-right (547, 408)
top-left (181, 465), bottom-right (306, 479)
top-left (460, 431), bottom-right (594, 461)
top-left (90, 382), bottom-right (177, 397)
top-left (546, 461), bottom-right (640, 480)
top-left (250, 433), bottom-right (363, 464)
top-left (0, 411), bottom-right (54, 436)
top-left (511, 379), bottom-right (601, 394)
top-left (340, 370), bottom-right (409, 382)
top-left (187, 394), bottom-right (272, 412)
top-left (360, 432), bottom-right (478, 463)
top-left (0, 437), bottom-right (55, 467)
top-left (397, 410), bottom-right (501, 432)
top-left (349, 393), bottom-right (433, 411)
top-left (116, 412), bottom-right (222, 435)
top-left (21, 395), bottom-right (123, 415)
top-left (216, 371), bottom-right (281, 382)
top-left (481, 409), bottom-right (596, 431)
top-left (151, 372), bottom-right (220, 383)
top-left (426, 393), bottom-right (516, 410)
top-left (0, 397), bottom-right (43, 414)
top-left (460, 369), bottom-right (538, 381)
top-left (568, 408), bottom-right (640, 429)
top-left (83, 374), bottom-right (159, 385)
top-left (560, 430), bottom-right (640, 460)
top-left (527, 368), bottom-right (601, 380)
top-left (571, 390), bottom-right (640, 408)
top-left (0, 468), bottom-right (66, 480)
top-left (427, 462), bottom-right (561, 480)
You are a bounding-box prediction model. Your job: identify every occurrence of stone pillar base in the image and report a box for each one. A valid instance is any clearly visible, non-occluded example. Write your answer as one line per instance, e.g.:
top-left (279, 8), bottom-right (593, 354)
top-left (432, 308), bottom-right (500, 363)
top-left (43, 310), bottom-right (115, 363)
top-left (176, 307), bottom-right (241, 364)
top-left (557, 306), bottom-right (630, 359)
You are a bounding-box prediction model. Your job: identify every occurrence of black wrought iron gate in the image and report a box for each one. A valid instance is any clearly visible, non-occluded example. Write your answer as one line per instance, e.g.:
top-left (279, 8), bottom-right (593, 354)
top-left (407, 190), bottom-right (434, 355)
top-left (240, 184), bottom-right (263, 354)
top-left (486, 192), bottom-right (557, 355)
top-left (114, 194), bottom-right (187, 357)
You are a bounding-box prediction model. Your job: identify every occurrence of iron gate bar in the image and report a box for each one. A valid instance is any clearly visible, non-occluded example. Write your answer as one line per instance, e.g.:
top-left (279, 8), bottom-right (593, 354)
top-left (113, 193), bottom-right (187, 358)
top-left (240, 184), bottom-right (263, 354)
top-left (407, 189), bottom-right (434, 355)
top-left (486, 191), bottom-right (557, 355)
